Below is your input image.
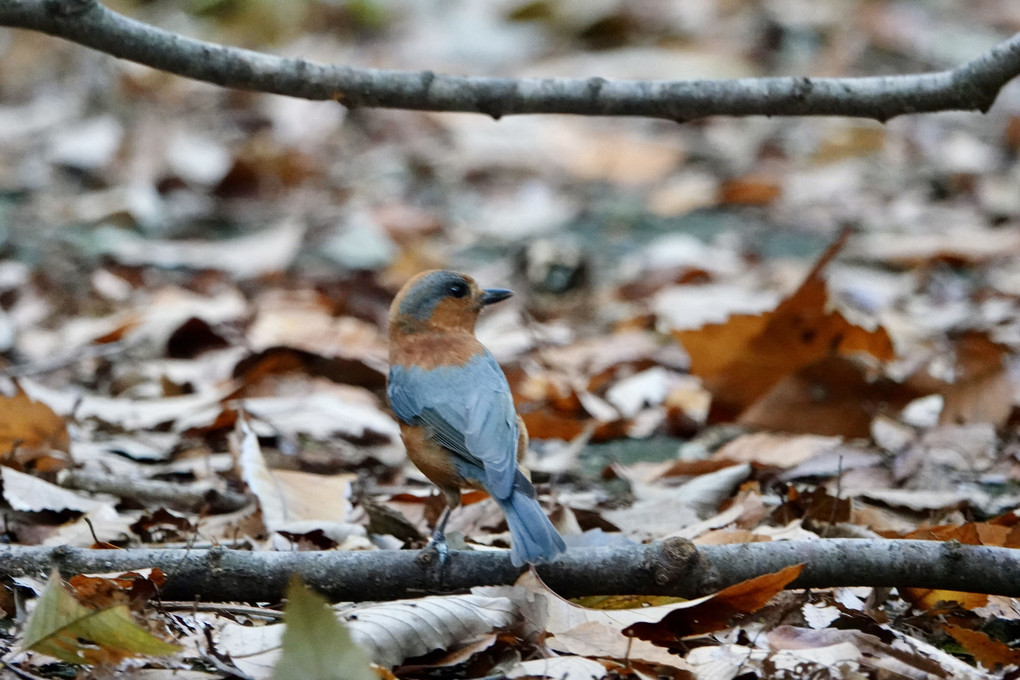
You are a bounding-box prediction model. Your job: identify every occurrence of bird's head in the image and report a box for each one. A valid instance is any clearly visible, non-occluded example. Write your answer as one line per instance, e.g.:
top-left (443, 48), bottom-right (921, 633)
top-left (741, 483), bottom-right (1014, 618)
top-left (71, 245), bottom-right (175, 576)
top-left (388, 270), bottom-right (513, 334)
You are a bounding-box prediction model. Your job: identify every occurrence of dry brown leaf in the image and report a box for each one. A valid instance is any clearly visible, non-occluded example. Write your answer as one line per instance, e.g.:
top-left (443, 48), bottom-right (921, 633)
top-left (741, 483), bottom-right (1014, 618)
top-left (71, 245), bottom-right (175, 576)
top-left (248, 290), bottom-right (387, 360)
top-left (772, 486), bottom-right (852, 526)
top-left (520, 410), bottom-right (592, 441)
top-left (624, 563), bottom-right (805, 643)
top-left (712, 432), bottom-right (841, 469)
top-left (906, 331), bottom-right (1012, 427)
top-left (0, 386), bottom-right (70, 469)
top-left (719, 175), bottom-right (782, 205)
top-left (69, 569), bottom-right (165, 611)
top-left (944, 624), bottom-right (1020, 670)
top-left (657, 457), bottom-right (742, 479)
top-left (902, 587), bottom-right (988, 611)
top-left (547, 621), bottom-right (694, 672)
top-left (738, 356), bottom-right (920, 437)
top-left (232, 346), bottom-right (387, 393)
top-left (675, 231), bottom-right (896, 426)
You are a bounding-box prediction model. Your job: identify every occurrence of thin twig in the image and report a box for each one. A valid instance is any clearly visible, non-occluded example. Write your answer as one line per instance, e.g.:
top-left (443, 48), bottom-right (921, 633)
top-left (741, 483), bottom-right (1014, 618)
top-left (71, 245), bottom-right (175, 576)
top-left (58, 469), bottom-right (250, 514)
top-left (159, 601), bottom-right (283, 620)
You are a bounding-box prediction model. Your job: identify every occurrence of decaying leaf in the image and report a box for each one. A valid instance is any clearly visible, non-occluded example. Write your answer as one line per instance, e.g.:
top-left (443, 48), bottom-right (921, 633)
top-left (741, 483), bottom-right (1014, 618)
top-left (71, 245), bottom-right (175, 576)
top-left (906, 330), bottom-right (1013, 427)
top-left (21, 569), bottom-right (180, 665)
top-left (230, 414), bottom-right (369, 546)
top-left (2, 466), bottom-right (108, 513)
top-left (343, 593), bottom-right (519, 668)
top-left (275, 575), bottom-right (375, 680)
top-left (625, 563), bottom-right (805, 643)
top-left (943, 624), bottom-right (1020, 670)
top-left (675, 231), bottom-right (896, 427)
top-left (711, 432), bottom-right (842, 469)
top-left (69, 568), bottom-right (166, 610)
top-left (0, 385), bottom-right (70, 470)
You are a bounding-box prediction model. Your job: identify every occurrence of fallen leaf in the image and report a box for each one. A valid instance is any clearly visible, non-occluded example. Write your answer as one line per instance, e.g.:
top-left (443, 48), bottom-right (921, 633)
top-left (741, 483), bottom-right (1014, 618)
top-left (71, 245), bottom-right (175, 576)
top-left (0, 385), bottom-right (70, 469)
top-left (275, 575), bottom-right (375, 680)
top-left (2, 467), bottom-right (108, 513)
top-left (944, 624), bottom-right (1020, 670)
top-left (101, 219), bottom-right (306, 278)
top-left (765, 625), bottom-right (967, 678)
top-left (738, 356), bottom-right (919, 437)
top-left (625, 563), bottom-right (805, 642)
top-left (772, 486), bottom-right (852, 526)
top-left (712, 432), bottom-right (842, 469)
top-left (906, 331), bottom-right (1012, 427)
top-left (675, 231), bottom-right (896, 425)
top-left (720, 174), bottom-right (782, 205)
top-left (69, 568), bottom-right (165, 611)
top-left (21, 569), bottom-right (180, 665)
top-left (232, 346), bottom-right (387, 392)
top-left (343, 594), bottom-right (518, 669)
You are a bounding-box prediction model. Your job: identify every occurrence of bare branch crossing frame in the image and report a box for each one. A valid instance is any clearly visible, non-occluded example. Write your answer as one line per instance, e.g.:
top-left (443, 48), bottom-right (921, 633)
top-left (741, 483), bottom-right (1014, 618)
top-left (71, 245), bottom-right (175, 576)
top-left (2, 0), bottom-right (1020, 121)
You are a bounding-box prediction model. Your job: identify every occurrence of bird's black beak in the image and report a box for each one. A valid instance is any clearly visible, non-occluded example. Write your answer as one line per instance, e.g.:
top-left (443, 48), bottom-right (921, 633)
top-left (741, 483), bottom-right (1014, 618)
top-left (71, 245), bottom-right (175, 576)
top-left (481, 288), bottom-right (514, 305)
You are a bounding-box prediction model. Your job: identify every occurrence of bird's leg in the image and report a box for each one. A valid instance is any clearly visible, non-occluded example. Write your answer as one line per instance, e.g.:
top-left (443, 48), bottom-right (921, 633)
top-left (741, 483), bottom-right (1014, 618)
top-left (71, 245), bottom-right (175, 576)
top-left (424, 505), bottom-right (452, 565)
top-left (420, 489), bottom-right (460, 568)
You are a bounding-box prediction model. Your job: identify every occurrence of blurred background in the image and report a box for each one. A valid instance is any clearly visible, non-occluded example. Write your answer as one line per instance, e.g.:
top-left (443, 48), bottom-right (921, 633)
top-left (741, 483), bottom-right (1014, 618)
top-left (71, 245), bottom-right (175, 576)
top-left (2, 0), bottom-right (1019, 311)
top-left (1, 0), bottom-right (1020, 459)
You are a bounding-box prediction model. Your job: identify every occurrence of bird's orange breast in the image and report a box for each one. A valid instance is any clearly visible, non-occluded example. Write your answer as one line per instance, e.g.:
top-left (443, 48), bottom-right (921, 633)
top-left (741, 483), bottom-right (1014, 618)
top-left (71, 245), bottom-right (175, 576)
top-left (389, 329), bottom-right (484, 371)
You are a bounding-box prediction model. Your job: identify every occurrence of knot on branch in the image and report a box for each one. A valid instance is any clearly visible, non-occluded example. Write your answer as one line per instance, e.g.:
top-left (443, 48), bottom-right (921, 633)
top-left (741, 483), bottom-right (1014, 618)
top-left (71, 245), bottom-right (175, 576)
top-left (648, 537), bottom-right (718, 595)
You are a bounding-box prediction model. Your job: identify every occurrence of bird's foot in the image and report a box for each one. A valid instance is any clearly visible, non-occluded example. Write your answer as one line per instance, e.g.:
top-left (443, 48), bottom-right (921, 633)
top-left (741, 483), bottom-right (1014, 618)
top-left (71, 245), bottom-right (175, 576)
top-left (417, 530), bottom-right (450, 568)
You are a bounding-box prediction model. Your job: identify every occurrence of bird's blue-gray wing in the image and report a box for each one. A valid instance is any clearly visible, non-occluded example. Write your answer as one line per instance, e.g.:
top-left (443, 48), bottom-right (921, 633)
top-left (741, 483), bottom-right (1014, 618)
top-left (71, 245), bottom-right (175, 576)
top-left (388, 352), bottom-right (517, 499)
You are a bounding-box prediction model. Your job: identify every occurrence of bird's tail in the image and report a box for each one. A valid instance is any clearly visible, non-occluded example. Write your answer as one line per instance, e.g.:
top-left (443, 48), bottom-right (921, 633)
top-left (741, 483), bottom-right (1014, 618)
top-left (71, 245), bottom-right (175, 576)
top-left (497, 472), bottom-right (566, 566)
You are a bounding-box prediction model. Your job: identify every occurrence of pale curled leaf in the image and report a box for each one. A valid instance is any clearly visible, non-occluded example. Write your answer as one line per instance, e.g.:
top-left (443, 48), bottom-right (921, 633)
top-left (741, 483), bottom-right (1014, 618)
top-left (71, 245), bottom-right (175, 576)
top-left (269, 469), bottom-right (355, 525)
top-left (2, 466), bottom-right (108, 513)
top-left (242, 392), bottom-right (400, 442)
top-left (215, 622), bottom-right (282, 678)
top-left (231, 416), bottom-right (362, 538)
top-left (19, 378), bottom-right (231, 432)
top-left (232, 415), bottom-right (286, 533)
top-left (217, 592), bottom-right (519, 671)
top-left (102, 219), bottom-right (306, 278)
top-left (508, 655), bottom-right (609, 679)
top-left (547, 621), bottom-right (695, 671)
top-left (343, 594), bottom-right (518, 668)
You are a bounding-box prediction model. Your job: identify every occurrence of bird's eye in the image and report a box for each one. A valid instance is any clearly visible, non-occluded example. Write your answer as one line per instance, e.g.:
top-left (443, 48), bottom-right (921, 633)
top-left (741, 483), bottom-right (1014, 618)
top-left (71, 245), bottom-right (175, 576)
top-left (448, 281), bottom-right (469, 298)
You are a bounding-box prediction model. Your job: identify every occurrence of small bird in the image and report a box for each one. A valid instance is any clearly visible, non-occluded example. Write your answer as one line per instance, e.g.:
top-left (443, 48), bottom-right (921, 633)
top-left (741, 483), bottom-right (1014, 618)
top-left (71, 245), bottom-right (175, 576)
top-left (387, 270), bottom-right (566, 566)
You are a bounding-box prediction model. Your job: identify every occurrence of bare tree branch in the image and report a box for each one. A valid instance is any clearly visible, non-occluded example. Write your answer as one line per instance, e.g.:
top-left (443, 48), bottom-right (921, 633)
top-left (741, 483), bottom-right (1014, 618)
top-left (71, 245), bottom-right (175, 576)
top-left (2, 538), bottom-right (1018, 603)
top-left (58, 469), bottom-right (250, 515)
top-left (2, 0), bottom-right (1020, 121)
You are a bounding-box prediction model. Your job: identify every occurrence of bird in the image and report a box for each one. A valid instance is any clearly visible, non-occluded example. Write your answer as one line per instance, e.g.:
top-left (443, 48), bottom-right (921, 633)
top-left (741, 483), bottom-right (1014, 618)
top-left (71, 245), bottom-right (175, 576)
top-left (387, 269), bottom-right (566, 566)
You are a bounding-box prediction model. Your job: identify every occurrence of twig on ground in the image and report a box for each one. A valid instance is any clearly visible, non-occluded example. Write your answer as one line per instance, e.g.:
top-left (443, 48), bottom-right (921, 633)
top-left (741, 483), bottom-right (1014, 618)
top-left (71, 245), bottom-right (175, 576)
top-left (58, 469), bottom-right (250, 514)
